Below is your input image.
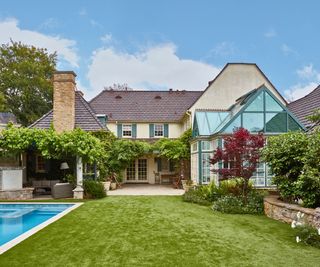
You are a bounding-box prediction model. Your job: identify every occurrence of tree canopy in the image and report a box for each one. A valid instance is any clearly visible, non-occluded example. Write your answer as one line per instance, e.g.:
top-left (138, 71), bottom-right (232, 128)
top-left (0, 41), bottom-right (56, 126)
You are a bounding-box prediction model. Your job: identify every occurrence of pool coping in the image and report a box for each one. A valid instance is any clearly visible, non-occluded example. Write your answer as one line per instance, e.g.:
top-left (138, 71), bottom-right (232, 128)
top-left (0, 202), bottom-right (83, 255)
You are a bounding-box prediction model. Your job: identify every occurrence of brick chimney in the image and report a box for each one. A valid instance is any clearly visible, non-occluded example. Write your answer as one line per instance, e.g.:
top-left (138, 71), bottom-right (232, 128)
top-left (52, 71), bottom-right (76, 133)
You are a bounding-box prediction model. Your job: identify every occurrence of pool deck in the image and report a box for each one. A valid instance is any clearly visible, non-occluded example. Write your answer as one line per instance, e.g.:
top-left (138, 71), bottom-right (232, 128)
top-left (108, 184), bottom-right (185, 196)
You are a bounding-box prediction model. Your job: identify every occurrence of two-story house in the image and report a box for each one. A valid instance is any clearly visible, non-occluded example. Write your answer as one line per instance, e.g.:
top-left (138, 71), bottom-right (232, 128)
top-left (89, 89), bottom-right (201, 184)
top-left (30, 63), bottom-right (305, 188)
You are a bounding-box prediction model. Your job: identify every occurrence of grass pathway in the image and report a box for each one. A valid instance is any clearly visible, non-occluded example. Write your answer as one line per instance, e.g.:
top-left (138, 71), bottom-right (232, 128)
top-left (1, 196), bottom-right (319, 266)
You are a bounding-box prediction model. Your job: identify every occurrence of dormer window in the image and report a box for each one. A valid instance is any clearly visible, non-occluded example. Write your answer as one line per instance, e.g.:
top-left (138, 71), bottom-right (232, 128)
top-left (122, 124), bottom-right (132, 137)
top-left (115, 95), bottom-right (122, 99)
top-left (155, 95), bottom-right (162, 99)
top-left (96, 114), bottom-right (107, 126)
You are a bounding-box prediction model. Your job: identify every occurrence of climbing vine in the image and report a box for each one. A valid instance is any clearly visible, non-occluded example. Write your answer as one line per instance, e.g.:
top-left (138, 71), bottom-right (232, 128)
top-left (0, 126), bottom-right (105, 163)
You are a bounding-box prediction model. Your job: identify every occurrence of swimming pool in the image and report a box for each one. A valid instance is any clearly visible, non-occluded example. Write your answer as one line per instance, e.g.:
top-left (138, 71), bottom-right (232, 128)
top-left (0, 203), bottom-right (82, 254)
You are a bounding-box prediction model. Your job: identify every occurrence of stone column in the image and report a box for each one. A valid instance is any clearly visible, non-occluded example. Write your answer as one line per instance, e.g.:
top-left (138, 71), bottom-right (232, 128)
top-left (73, 156), bottom-right (84, 199)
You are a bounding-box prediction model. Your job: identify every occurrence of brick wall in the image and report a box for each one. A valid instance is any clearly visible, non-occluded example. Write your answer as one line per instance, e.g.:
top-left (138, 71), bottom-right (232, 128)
top-left (53, 71), bottom-right (76, 133)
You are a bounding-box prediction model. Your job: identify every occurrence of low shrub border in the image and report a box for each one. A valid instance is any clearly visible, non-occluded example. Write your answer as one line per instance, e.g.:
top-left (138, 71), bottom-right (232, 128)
top-left (264, 195), bottom-right (320, 229)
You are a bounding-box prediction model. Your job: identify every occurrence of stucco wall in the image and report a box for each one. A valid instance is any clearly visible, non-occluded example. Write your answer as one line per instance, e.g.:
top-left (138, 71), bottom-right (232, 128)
top-left (189, 64), bottom-right (286, 124)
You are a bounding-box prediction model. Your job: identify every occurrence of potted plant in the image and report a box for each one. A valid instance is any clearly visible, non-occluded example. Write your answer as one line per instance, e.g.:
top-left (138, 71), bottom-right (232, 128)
top-left (109, 172), bottom-right (122, 190)
top-left (101, 177), bottom-right (111, 192)
top-left (182, 179), bottom-right (194, 192)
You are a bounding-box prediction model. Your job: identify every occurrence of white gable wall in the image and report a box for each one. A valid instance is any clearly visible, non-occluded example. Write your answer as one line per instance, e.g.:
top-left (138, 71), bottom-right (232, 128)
top-left (189, 64), bottom-right (286, 123)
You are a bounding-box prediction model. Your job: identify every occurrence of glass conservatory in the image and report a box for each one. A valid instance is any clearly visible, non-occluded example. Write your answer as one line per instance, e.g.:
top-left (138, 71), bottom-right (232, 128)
top-left (191, 86), bottom-right (305, 187)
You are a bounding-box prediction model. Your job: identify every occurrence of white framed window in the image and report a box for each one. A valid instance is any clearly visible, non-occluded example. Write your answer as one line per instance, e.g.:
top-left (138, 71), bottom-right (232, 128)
top-left (191, 153), bottom-right (198, 182)
top-left (122, 124), bottom-right (132, 137)
top-left (201, 153), bottom-right (212, 184)
top-left (154, 124), bottom-right (164, 137)
top-left (201, 141), bottom-right (213, 151)
top-left (191, 142), bottom-right (198, 153)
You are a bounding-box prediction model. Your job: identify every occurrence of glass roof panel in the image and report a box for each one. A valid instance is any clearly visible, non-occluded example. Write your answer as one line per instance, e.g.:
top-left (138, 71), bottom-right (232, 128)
top-left (195, 111), bottom-right (230, 136)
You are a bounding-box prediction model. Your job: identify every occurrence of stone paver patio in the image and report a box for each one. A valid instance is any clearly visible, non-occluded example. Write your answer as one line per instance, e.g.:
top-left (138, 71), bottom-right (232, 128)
top-left (108, 184), bottom-right (185, 196)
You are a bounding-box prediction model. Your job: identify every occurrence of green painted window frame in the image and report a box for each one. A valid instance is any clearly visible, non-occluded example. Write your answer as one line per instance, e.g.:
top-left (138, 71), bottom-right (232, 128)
top-left (117, 124), bottom-right (123, 138)
top-left (220, 88), bottom-right (306, 134)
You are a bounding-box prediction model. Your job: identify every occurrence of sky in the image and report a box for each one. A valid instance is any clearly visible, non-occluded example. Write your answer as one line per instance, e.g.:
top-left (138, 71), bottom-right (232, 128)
top-left (0, 0), bottom-right (320, 101)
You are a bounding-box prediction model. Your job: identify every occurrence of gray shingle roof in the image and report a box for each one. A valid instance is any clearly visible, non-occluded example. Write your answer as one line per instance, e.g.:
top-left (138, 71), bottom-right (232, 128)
top-left (30, 91), bottom-right (106, 131)
top-left (0, 112), bottom-right (17, 124)
top-left (287, 85), bottom-right (320, 128)
top-left (89, 90), bottom-right (202, 122)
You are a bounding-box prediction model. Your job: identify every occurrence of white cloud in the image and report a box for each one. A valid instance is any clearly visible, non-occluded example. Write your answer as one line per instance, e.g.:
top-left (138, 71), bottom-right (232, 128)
top-left (210, 41), bottom-right (235, 57)
top-left (101, 33), bottom-right (112, 44)
top-left (0, 18), bottom-right (79, 67)
top-left (296, 64), bottom-right (320, 80)
top-left (86, 43), bottom-right (220, 99)
top-left (281, 43), bottom-right (297, 56)
top-left (90, 19), bottom-right (102, 28)
top-left (39, 18), bottom-right (59, 30)
top-left (264, 29), bottom-right (277, 38)
top-left (285, 64), bottom-right (320, 101)
top-left (285, 82), bottom-right (318, 102)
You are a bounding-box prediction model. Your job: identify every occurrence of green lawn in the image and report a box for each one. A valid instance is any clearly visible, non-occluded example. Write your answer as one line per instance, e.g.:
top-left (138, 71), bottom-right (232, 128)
top-left (1, 197), bottom-right (319, 267)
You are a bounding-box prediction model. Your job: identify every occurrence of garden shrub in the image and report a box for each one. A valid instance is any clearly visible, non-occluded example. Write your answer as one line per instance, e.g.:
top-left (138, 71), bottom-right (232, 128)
top-left (212, 190), bottom-right (265, 214)
top-left (218, 178), bottom-right (253, 197)
top-left (83, 179), bottom-right (106, 199)
top-left (263, 131), bottom-right (320, 208)
top-left (182, 186), bottom-right (212, 206)
top-left (212, 195), bottom-right (245, 214)
top-left (296, 168), bottom-right (320, 208)
top-left (183, 180), bottom-right (264, 214)
top-left (295, 225), bottom-right (320, 248)
top-left (245, 190), bottom-right (265, 214)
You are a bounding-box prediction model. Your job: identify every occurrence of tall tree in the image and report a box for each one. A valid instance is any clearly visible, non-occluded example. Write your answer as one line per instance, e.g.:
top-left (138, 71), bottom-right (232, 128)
top-left (0, 41), bottom-right (57, 125)
top-left (210, 128), bottom-right (264, 200)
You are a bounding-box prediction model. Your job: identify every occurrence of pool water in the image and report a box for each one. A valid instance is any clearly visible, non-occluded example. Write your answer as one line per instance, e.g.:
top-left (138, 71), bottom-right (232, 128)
top-left (0, 204), bottom-right (73, 246)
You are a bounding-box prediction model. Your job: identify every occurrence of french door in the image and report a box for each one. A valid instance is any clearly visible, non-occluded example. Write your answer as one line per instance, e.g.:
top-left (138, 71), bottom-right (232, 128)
top-left (126, 159), bottom-right (148, 182)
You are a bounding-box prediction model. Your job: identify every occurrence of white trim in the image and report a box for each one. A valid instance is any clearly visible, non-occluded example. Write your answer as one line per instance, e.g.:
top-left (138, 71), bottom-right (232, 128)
top-left (154, 124), bottom-right (164, 137)
top-left (0, 202), bottom-right (83, 254)
top-left (125, 158), bottom-right (148, 183)
top-left (122, 124), bottom-right (132, 138)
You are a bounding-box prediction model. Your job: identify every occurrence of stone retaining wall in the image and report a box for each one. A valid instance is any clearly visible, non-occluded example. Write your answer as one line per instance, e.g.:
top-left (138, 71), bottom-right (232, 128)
top-left (264, 195), bottom-right (320, 228)
top-left (0, 188), bottom-right (34, 200)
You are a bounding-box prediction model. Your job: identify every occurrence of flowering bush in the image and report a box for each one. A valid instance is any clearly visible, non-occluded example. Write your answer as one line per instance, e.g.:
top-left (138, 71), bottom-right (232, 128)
top-left (291, 211), bottom-right (320, 248)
